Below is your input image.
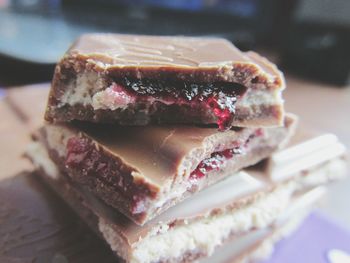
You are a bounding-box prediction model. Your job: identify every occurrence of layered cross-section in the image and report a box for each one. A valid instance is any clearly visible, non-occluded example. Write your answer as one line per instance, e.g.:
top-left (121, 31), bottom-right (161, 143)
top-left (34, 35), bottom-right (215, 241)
top-left (45, 34), bottom-right (285, 130)
top-left (26, 127), bottom-right (347, 263)
top-left (33, 115), bottom-right (295, 225)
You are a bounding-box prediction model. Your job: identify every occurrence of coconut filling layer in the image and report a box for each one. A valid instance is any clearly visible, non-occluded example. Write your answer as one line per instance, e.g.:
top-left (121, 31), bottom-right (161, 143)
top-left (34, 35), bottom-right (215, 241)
top-left (232, 208), bottom-right (310, 263)
top-left (27, 142), bottom-right (60, 180)
top-left (202, 187), bottom-right (326, 263)
top-left (99, 183), bottom-right (295, 263)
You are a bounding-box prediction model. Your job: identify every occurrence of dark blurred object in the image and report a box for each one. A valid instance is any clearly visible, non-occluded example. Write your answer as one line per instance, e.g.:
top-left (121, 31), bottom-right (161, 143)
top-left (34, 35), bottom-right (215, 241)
top-left (62, 0), bottom-right (272, 48)
top-left (281, 0), bottom-right (350, 86)
top-left (0, 55), bottom-right (55, 86)
top-left (2, 0), bottom-right (349, 86)
top-left (0, 0), bottom-right (280, 65)
top-left (0, 0), bottom-right (285, 85)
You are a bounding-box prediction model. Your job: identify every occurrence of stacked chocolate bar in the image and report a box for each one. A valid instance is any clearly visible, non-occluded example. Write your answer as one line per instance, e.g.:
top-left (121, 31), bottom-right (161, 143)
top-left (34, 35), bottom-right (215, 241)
top-left (27, 34), bottom-right (347, 263)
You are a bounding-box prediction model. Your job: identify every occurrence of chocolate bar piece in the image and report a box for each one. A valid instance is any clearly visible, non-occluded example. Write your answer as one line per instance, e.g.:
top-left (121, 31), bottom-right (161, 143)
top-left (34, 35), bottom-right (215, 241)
top-left (45, 34), bottom-right (285, 130)
top-left (0, 172), bottom-right (322, 263)
top-left (34, 115), bottom-right (296, 225)
top-left (26, 129), bottom-right (346, 263)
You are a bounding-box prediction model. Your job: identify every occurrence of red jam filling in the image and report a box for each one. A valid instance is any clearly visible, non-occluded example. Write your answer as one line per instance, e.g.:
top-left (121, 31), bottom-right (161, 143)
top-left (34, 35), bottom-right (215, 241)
top-left (189, 128), bottom-right (264, 180)
top-left (65, 136), bottom-right (150, 214)
top-left (112, 79), bottom-right (247, 130)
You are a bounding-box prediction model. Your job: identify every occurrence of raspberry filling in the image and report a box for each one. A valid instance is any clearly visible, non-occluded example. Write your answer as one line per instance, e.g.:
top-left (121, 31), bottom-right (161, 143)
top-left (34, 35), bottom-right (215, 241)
top-left (107, 78), bottom-right (247, 130)
top-left (189, 128), bottom-right (264, 180)
top-left (65, 136), bottom-right (151, 214)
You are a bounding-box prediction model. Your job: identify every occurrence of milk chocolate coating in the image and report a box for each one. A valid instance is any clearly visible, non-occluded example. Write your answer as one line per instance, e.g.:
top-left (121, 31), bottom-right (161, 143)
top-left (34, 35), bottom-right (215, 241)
top-left (0, 172), bottom-right (115, 263)
top-left (67, 34), bottom-right (279, 71)
top-left (38, 115), bottom-right (295, 225)
top-left (26, 134), bottom-right (342, 263)
top-left (33, 169), bottom-right (266, 263)
top-left (45, 34), bottom-right (285, 129)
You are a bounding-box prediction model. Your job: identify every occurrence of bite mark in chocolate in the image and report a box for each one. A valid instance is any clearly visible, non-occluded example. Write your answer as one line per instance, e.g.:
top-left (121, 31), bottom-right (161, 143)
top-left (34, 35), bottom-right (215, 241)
top-left (96, 79), bottom-right (247, 130)
top-left (45, 34), bottom-right (286, 129)
top-left (190, 128), bottom-right (265, 180)
top-left (37, 114), bottom-right (296, 225)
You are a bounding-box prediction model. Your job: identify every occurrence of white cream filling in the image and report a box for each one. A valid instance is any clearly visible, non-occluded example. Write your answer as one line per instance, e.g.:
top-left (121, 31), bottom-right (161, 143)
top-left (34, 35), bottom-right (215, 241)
top-left (26, 142), bottom-right (59, 179)
top-left (128, 184), bottom-right (294, 263)
top-left (204, 187), bottom-right (326, 263)
top-left (118, 158), bottom-right (340, 263)
top-left (44, 125), bottom-right (74, 157)
top-left (98, 218), bottom-right (130, 261)
top-left (59, 72), bottom-right (101, 107)
top-left (237, 209), bottom-right (309, 263)
top-left (236, 87), bottom-right (280, 109)
top-left (237, 190), bottom-right (327, 263)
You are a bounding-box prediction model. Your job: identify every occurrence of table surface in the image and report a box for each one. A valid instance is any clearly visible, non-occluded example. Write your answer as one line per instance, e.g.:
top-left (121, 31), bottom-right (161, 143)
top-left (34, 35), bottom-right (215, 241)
top-left (1, 76), bottom-right (350, 228)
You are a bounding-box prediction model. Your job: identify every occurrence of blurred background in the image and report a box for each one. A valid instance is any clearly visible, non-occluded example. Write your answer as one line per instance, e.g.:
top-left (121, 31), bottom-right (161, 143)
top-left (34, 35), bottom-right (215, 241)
top-left (0, 0), bottom-right (349, 86)
top-left (0, 0), bottom-right (350, 228)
